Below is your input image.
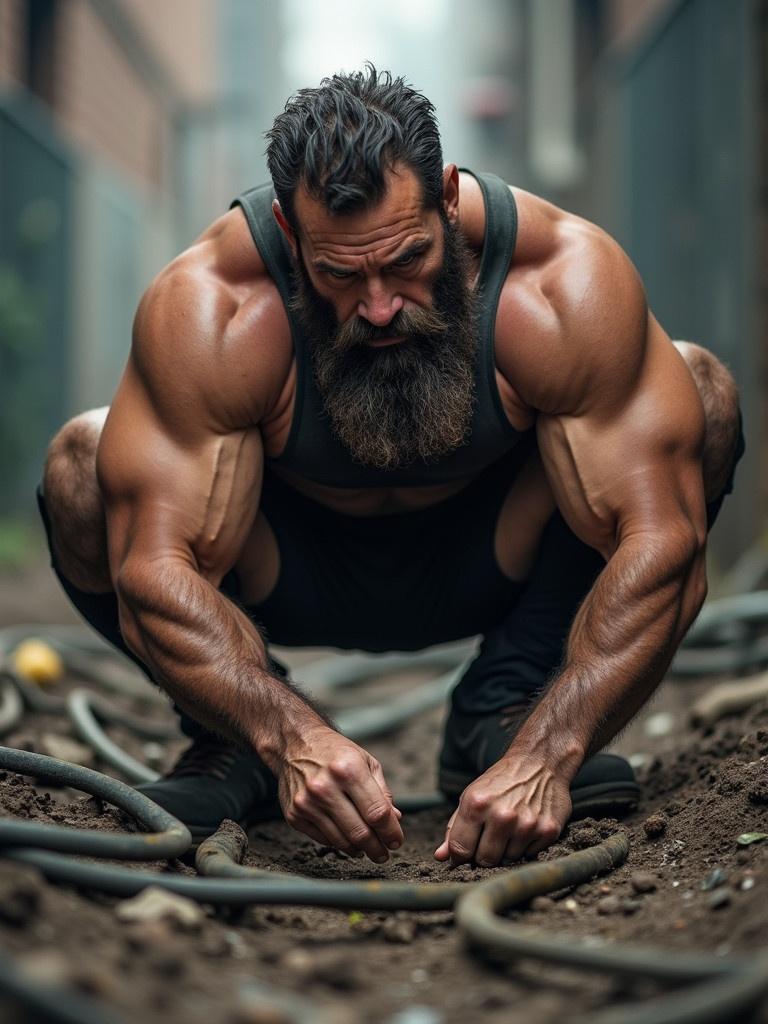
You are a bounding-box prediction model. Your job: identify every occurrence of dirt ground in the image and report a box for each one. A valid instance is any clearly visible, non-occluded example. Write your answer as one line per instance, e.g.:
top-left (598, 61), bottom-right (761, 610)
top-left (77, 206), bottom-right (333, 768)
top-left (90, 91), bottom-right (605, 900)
top-left (1, 561), bottom-right (768, 1024)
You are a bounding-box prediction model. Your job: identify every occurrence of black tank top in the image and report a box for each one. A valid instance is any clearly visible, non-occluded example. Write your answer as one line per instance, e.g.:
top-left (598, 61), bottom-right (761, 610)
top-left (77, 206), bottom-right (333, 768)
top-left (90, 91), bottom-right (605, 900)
top-left (230, 169), bottom-right (529, 488)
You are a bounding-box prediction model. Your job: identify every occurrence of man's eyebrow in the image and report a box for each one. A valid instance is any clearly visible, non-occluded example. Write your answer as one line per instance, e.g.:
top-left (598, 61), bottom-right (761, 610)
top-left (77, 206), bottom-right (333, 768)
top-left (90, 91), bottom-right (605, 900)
top-left (312, 237), bottom-right (433, 274)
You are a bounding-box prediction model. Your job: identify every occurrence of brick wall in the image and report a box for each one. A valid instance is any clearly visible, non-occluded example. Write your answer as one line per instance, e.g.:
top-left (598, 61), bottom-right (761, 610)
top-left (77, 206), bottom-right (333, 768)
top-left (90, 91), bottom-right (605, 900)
top-left (54, 0), bottom-right (170, 193)
top-left (0, 0), bottom-right (24, 85)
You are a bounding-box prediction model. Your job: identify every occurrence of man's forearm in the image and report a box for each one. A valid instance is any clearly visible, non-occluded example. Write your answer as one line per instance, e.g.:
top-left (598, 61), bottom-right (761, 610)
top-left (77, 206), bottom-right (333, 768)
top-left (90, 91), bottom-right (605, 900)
top-left (509, 531), bottom-right (707, 770)
top-left (116, 557), bottom-right (329, 769)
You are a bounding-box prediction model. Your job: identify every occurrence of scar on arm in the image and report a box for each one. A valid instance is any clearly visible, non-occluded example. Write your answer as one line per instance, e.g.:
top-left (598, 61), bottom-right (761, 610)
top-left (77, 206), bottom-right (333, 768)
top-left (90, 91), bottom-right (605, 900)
top-left (197, 431), bottom-right (249, 553)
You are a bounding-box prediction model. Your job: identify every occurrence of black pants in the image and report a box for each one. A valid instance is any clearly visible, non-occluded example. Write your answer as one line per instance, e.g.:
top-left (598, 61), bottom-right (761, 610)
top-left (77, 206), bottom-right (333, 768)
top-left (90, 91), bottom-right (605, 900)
top-left (37, 421), bottom-right (745, 741)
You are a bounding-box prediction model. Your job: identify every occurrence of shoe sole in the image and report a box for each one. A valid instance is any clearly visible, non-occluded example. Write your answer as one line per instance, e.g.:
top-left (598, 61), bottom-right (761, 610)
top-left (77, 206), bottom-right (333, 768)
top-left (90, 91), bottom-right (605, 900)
top-left (438, 768), bottom-right (640, 820)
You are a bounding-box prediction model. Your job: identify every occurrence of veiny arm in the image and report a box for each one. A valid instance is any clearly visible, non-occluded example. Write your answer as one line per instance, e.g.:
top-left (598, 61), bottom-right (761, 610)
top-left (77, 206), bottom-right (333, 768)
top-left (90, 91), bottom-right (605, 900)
top-left (99, 266), bottom-right (403, 861)
top-left (98, 268), bottom-right (307, 757)
top-left (438, 227), bottom-right (707, 866)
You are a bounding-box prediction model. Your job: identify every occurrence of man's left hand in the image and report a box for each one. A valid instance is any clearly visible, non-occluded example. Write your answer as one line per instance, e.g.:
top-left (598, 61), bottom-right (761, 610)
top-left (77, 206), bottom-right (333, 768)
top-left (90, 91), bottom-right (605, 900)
top-left (433, 757), bottom-right (571, 866)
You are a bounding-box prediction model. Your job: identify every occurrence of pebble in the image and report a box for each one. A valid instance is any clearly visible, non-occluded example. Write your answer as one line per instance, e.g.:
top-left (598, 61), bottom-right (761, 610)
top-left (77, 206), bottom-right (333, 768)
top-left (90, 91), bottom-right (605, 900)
top-left (644, 711), bottom-right (675, 737)
top-left (122, 920), bottom-right (174, 951)
top-left (70, 963), bottom-right (121, 999)
top-left (0, 864), bottom-right (42, 928)
top-left (383, 917), bottom-right (417, 944)
top-left (621, 899), bottom-right (642, 915)
top-left (643, 813), bottom-right (668, 839)
top-left (701, 868), bottom-right (728, 891)
top-left (564, 898), bottom-right (579, 913)
top-left (530, 896), bottom-right (555, 912)
top-left (630, 872), bottom-right (658, 894)
top-left (708, 889), bottom-right (731, 910)
top-left (598, 884), bottom-right (612, 895)
top-left (38, 733), bottom-right (95, 768)
top-left (596, 896), bottom-right (621, 916)
top-left (115, 886), bottom-right (204, 931)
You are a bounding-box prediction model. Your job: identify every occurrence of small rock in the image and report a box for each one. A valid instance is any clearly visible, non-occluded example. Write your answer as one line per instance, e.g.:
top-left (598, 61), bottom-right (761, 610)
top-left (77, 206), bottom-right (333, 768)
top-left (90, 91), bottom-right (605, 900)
top-left (530, 896), bottom-right (555, 912)
top-left (644, 711), bottom-right (674, 737)
top-left (383, 917), bottom-right (417, 944)
top-left (70, 964), bottom-right (121, 999)
top-left (0, 864), bottom-right (43, 927)
top-left (596, 896), bottom-right (621, 916)
top-left (115, 887), bottom-right (203, 931)
top-left (709, 889), bottom-right (731, 910)
top-left (643, 813), bottom-right (668, 839)
top-left (621, 899), bottom-right (642, 915)
top-left (123, 920), bottom-right (173, 951)
top-left (741, 876), bottom-right (756, 892)
top-left (16, 950), bottom-right (70, 987)
top-left (280, 949), bottom-right (315, 974)
top-left (701, 868), bottom-right (728, 891)
top-left (150, 952), bottom-right (186, 978)
top-left (38, 733), bottom-right (95, 768)
top-left (564, 898), bottom-right (578, 913)
top-left (598, 883), bottom-right (612, 895)
top-left (630, 872), bottom-right (658, 894)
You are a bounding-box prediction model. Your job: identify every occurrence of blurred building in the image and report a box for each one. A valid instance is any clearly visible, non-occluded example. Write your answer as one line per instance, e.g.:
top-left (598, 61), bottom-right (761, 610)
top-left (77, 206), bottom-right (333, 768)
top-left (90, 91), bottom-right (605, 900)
top-left (452, 0), bottom-right (764, 568)
top-left (0, 0), bottom-right (287, 512)
top-left (0, 0), bottom-right (764, 573)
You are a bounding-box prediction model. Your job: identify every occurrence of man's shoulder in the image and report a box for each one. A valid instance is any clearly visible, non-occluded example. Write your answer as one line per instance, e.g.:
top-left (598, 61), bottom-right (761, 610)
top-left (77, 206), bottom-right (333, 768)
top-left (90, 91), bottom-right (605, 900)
top-left (132, 211), bottom-right (293, 425)
top-left (496, 195), bottom-right (647, 417)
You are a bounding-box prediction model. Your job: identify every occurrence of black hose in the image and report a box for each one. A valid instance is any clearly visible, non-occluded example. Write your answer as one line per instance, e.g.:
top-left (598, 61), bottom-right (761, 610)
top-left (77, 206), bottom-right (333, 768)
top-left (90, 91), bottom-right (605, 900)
top-left (580, 960), bottom-right (768, 1024)
top-left (66, 688), bottom-right (171, 784)
top-left (0, 746), bottom-right (190, 860)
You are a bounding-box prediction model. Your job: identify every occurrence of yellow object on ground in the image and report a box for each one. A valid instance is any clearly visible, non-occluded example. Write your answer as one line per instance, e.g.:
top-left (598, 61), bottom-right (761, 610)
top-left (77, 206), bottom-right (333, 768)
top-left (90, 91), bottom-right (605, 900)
top-left (11, 638), bottom-right (64, 685)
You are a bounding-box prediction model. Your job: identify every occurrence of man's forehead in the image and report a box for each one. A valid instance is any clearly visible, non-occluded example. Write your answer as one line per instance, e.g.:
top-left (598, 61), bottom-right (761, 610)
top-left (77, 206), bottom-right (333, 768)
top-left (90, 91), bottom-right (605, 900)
top-left (293, 164), bottom-right (432, 250)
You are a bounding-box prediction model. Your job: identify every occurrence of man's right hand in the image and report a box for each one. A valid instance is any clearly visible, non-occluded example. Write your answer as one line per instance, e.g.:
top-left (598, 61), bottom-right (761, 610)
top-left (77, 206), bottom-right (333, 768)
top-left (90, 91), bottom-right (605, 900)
top-left (276, 725), bottom-right (404, 862)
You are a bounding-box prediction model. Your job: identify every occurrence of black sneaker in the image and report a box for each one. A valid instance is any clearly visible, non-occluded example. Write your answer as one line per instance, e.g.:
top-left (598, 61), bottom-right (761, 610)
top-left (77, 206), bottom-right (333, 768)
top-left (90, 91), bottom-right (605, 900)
top-left (438, 704), bottom-right (640, 820)
top-left (137, 732), bottom-right (281, 842)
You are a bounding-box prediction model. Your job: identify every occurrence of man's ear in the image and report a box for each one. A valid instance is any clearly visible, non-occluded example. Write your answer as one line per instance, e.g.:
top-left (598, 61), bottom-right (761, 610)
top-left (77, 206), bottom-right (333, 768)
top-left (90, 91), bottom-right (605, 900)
top-left (272, 199), bottom-right (298, 255)
top-left (441, 164), bottom-right (459, 224)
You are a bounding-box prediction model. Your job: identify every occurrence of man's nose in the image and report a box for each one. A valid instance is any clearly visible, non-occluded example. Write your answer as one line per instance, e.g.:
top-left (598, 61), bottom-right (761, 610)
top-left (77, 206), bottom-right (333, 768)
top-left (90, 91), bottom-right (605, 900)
top-left (358, 277), bottom-right (404, 327)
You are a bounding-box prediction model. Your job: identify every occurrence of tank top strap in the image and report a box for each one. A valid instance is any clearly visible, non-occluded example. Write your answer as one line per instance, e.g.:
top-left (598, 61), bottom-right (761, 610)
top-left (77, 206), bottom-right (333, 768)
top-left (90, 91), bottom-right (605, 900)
top-left (230, 184), bottom-right (296, 311)
top-left (468, 170), bottom-right (518, 347)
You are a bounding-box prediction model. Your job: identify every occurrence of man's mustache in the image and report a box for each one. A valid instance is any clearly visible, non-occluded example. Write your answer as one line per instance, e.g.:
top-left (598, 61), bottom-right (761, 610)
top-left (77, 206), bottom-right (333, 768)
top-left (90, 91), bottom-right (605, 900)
top-left (332, 304), bottom-right (451, 352)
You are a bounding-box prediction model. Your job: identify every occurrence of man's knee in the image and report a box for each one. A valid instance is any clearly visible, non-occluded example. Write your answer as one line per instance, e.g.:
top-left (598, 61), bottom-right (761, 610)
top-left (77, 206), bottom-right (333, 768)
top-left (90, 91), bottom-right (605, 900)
top-left (42, 407), bottom-right (111, 591)
top-left (673, 341), bottom-right (741, 502)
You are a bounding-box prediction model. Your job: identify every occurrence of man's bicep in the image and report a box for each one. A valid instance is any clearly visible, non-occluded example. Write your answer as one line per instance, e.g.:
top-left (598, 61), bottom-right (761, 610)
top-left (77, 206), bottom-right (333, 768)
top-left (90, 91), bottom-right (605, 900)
top-left (537, 331), bottom-right (707, 560)
top-left (97, 360), bottom-right (263, 588)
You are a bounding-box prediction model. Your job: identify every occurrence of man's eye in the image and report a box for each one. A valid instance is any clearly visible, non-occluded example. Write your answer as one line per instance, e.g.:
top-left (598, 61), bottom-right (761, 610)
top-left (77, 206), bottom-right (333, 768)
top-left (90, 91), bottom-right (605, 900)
top-left (394, 253), bottom-right (417, 267)
top-left (328, 268), bottom-right (355, 280)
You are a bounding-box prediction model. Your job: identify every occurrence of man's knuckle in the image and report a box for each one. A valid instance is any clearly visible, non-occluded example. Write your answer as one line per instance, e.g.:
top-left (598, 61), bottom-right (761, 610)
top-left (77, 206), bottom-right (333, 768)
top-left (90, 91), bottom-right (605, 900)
top-left (364, 801), bottom-right (390, 825)
top-left (539, 818), bottom-right (562, 842)
top-left (491, 805), bottom-right (517, 828)
top-left (348, 824), bottom-right (372, 845)
top-left (329, 756), bottom-right (359, 781)
top-left (463, 791), bottom-right (490, 816)
top-left (306, 775), bottom-right (332, 800)
top-left (449, 840), bottom-right (471, 859)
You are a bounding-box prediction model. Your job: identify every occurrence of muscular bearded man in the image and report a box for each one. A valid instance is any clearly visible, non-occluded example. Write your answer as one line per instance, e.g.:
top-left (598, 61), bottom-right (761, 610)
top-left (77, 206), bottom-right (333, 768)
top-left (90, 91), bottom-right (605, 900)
top-left (39, 67), bottom-right (743, 868)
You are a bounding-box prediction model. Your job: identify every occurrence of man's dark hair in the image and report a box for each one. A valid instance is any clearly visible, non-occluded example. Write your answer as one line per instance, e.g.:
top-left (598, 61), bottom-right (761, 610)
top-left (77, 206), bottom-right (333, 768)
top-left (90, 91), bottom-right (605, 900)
top-left (265, 64), bottom-right (444, 230)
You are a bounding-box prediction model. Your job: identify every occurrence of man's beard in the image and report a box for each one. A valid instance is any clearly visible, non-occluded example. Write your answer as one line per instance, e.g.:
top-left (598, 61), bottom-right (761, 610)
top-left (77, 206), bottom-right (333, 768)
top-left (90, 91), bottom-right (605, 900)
top-left (289, 217), bottom-right (478, 471)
